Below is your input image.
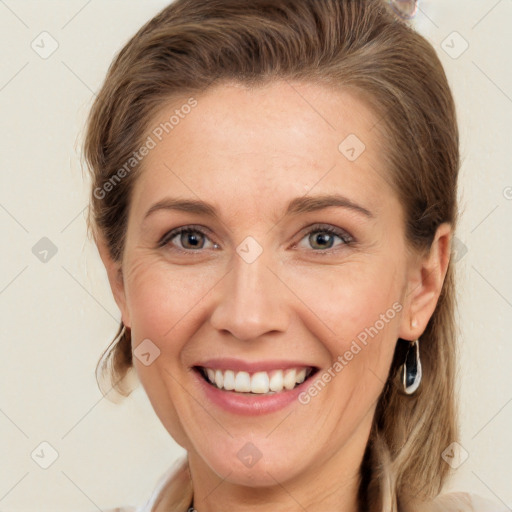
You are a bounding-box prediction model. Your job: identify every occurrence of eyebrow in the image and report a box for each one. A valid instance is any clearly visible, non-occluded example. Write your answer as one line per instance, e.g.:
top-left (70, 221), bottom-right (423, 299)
top-left (143, 193), bottom-right (374, 222)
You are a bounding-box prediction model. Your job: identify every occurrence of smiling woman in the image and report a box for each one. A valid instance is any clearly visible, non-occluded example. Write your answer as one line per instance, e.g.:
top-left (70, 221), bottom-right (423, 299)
top-left (82, 1), bottom-right (504, 512)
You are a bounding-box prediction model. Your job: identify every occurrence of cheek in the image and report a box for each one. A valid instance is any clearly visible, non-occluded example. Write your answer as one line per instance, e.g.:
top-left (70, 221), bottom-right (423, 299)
top-left (284, 256), bottom-right (402, 341)
top-left (282, 257), bottom-right (403, 404)
top-left (125, 258), bottom-right (216, 342)
top-left (125, 260), bottom-right (215, 448)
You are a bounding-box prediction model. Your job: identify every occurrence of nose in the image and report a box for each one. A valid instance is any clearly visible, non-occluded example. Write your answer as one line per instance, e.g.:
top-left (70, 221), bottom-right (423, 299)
top-left (209, 248), bottom-right (291, 342)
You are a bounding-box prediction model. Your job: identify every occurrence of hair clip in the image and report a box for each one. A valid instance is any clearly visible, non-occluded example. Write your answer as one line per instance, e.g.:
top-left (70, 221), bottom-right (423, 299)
top-left (388, 0), bottom-right (419, 20)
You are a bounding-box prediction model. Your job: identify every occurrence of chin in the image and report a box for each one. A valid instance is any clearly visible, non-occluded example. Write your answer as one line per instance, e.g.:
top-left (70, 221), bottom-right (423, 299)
top-left (195, 437), bottom-right (310, 488)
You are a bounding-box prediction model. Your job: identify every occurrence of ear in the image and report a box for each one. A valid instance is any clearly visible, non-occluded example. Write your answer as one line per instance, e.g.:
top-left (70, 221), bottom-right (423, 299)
top-left (95, 232), bottom-right (131, 328)
top-left (399, 222), bottom-right (452, 341)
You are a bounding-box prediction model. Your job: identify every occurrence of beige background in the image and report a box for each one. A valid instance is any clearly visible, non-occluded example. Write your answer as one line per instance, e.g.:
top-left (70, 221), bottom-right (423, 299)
top-left (1, 1), bottom-right (511, 510)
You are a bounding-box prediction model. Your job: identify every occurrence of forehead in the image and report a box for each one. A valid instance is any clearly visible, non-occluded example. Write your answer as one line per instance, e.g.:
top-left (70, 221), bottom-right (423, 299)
top-left (130, 80), bottom-right (391, 222)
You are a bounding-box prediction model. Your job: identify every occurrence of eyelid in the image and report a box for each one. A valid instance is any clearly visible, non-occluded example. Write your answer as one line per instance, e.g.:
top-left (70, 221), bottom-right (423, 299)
top-left (297, 223), bottom-right (353, 243)
top-left (292, 223), bottom-right (354, 252)
top-left (158, 223), bottom-right (355, 253)
top-left (158, 224), bottom-right (218, 251)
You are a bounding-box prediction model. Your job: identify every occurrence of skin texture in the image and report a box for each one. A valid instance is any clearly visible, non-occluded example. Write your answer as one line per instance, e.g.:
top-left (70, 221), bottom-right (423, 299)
top-left (97, 81), bottom-right (452, 512)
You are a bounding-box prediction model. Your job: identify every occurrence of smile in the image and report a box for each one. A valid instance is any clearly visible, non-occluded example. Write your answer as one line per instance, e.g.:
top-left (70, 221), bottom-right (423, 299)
top-left (196, 366), bottom-right (316, 395)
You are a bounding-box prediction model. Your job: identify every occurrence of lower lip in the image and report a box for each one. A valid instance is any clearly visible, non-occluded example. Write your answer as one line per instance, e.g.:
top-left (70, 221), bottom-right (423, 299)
top-left (192, 368), bottom-right (315, 416)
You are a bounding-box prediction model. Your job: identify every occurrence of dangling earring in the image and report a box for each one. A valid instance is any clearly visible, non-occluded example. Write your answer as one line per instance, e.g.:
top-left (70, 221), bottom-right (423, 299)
top-left (400, 338), bottom-right (422, 394)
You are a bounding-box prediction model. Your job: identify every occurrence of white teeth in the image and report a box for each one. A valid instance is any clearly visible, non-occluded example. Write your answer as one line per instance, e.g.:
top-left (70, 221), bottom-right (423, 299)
top-left (215, 369), bottom-right (223, 389)
top-left (295, 368), bottom-right (307, 384)
top-left (269, 370), bottom-right (283, 392)
top-left (251, 372), bottom-right (270, 394)
top-left (234, 371), bottom-right (251, 392)
top-left (223, 370), bottom-right (235, 390)
top-left (201, 367), bottom-right (313, 394)
top-left (283, 369), bottom-right (297, 390)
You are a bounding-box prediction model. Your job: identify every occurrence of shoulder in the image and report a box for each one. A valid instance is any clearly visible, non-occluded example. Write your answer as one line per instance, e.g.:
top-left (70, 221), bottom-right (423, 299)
top-left (467, 493), bottom-right (510, 512)
top-left (429, 491), bottom-right (509, 512)
top-left (99, 503), bottom-right (153, 512)
top-left (101, 508), bottom-right (137, 512)
top-left (97, 462), bottom-right (185, 512)
top-left (107, 460), bottom-right (190, 512)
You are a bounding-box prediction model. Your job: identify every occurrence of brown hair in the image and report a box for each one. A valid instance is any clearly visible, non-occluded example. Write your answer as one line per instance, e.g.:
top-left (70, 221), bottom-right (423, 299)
top-left (82, 1), bottom-right (460, 510)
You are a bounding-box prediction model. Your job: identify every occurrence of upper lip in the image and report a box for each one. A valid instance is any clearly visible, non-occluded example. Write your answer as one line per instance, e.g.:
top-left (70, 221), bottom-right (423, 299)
top-left (193, 358), bottom-right (319, 373)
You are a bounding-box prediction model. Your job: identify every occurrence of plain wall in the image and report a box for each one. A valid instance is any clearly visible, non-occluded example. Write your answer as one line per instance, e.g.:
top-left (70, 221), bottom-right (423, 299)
top-left (1, 1), bottom-right (511, 510)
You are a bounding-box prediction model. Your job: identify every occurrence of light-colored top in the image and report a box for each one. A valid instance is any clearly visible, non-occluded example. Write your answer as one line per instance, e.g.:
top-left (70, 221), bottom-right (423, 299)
top-left (103, 464), bottom-right (510, 512)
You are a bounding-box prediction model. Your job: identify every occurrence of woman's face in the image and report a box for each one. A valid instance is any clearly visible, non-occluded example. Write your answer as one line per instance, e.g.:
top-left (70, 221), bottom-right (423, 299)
top-left (104, 81), bottom-right (439, 494)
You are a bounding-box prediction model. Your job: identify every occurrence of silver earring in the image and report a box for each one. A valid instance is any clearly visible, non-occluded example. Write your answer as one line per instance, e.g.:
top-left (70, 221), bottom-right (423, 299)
top-left (400, 338), bottom-right (422, 394)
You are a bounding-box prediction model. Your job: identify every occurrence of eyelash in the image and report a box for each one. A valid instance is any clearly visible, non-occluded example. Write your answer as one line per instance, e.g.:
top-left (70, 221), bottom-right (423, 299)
top-left (157, 223), bottom-right (354, 255)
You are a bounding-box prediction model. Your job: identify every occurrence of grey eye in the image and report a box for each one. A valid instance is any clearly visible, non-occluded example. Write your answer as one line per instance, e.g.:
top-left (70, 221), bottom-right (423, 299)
top-left (308, 232), bottom-right (337, 250)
